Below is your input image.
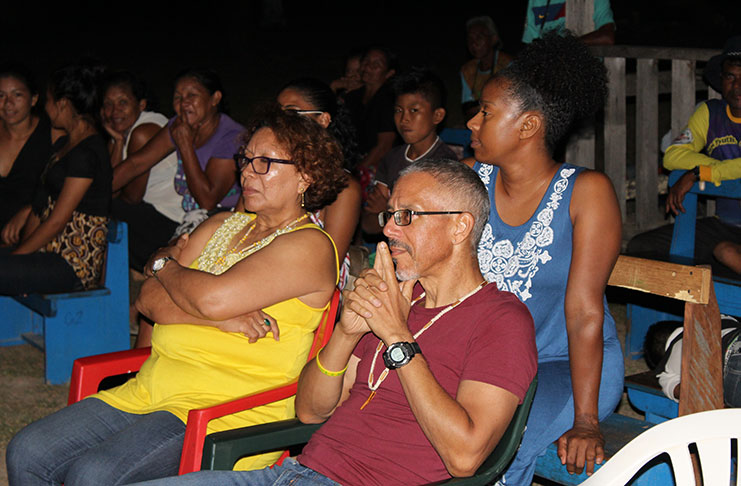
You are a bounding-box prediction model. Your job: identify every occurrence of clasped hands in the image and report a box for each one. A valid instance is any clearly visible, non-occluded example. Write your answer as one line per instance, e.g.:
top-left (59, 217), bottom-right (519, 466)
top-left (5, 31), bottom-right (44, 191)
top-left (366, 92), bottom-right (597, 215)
top-left (341, 241), bottom-right (416, 345)
top-left (140, 235), bottom-right (278, 343)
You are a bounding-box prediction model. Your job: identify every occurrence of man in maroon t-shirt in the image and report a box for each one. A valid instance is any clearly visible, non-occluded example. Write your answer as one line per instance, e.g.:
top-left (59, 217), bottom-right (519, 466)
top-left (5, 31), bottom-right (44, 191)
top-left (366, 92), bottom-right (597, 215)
top-left (133, 159), bottom-right (537, 486)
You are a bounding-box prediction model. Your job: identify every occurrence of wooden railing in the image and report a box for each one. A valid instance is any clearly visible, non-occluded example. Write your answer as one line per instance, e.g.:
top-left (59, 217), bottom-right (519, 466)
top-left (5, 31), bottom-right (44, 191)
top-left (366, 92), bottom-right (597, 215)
top-left (570, 45), bottom-right (721, 235)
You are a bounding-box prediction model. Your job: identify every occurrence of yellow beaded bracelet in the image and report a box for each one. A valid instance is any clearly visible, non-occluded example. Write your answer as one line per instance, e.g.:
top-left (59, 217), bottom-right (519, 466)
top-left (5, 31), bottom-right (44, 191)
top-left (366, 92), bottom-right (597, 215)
top-left (316, 348), bottom-right (348, 377)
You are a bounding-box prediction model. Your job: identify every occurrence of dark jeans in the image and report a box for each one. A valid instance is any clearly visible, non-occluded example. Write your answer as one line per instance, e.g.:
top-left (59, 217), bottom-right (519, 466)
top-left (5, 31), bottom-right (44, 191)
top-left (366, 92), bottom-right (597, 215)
top-left (112, 199), bottom-right (179, 272)
top-left (0, 248), bottom-right (82, 294)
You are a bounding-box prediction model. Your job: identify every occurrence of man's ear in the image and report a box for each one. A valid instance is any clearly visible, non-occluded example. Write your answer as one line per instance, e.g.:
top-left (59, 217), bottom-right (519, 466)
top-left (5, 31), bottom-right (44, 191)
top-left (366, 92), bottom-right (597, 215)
top-left (518, 112), bottom-right (543, 141)
top-left (432, 107), bottom-right (446, 125)
top-left (139, 99), bottom-right (147, 111)
top-left (451, 212), bottom-right (475, 246)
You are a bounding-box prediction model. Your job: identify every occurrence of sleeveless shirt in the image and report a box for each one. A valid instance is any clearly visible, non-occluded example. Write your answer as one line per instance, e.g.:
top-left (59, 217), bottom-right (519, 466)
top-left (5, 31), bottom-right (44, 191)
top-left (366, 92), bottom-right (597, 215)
top-left (474, 162), bottom-right (619, 361)
top-left (96, 212), bottom-right (338, 470)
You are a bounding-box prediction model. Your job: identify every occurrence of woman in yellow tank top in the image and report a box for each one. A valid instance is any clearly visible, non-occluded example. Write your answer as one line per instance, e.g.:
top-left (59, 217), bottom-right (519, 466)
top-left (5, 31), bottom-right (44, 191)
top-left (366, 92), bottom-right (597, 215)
top-left (6, 106), bottom-right (349, 486)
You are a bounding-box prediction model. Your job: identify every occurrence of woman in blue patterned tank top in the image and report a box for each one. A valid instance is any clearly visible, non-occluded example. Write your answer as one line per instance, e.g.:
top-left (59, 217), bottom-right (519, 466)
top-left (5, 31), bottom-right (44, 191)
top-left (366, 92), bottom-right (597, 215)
top-left (465, 32), bottom-right (624, 485)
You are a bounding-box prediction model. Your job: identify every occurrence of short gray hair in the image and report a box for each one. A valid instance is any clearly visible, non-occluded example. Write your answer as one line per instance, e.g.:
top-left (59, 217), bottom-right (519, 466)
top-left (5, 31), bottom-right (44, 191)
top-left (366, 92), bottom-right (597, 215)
top-left (399, 159), bottom-right (490, 250)
top-left (466, 16), bottom-right (499, 38)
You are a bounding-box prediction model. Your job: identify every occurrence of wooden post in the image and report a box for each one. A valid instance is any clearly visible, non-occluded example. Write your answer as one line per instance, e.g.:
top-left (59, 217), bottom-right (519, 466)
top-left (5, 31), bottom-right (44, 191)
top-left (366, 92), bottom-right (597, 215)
top-left (678, 281), bottom-right (724, 416)
top-left (636, 59), bottom-right (660, 230)
top-left (671, 59), bottom-right (696, 140)
top-left (604, 57), bottom-right (627, 219)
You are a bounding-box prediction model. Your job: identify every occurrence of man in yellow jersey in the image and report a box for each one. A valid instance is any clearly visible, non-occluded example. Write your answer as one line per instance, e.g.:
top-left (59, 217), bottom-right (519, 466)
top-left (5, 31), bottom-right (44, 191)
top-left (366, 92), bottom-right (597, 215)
top-left (628, 36), bottom-right (741, 272)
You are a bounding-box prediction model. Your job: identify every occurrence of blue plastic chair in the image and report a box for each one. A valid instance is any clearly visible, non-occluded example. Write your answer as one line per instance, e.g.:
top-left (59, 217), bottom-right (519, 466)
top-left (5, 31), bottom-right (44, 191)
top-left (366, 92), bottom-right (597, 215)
top-left (440, 128), bottom-right (473, 158)
top-left (0, 220), bottom-right (131, 384)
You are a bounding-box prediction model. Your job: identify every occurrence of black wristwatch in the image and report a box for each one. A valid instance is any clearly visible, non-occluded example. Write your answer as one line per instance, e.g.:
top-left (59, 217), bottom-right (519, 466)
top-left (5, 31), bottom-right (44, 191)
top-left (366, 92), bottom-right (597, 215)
top-left (383, 342), bottom-right (422, 369)
top-left (692, 166), bottom-right (701, 178)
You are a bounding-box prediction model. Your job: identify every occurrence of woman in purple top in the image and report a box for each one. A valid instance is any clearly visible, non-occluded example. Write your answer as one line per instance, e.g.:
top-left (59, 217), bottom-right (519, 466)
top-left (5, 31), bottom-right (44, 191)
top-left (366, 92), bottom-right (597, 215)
top-left (112, 68), bottom-right (243, 234)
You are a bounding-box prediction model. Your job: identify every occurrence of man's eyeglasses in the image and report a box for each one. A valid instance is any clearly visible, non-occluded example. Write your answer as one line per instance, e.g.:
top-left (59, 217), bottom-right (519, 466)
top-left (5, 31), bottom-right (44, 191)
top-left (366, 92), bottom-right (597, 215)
top-left (233, 154), bottom-right (295, 174)
top-left (378, 209), bottom-right (465, 227)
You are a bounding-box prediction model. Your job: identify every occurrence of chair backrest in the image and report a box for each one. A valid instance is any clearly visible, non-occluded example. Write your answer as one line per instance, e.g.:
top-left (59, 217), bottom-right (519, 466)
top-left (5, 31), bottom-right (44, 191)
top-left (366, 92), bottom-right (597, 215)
top-left (306, 288), bottom-right (340, 361)
top-left (439, 128), bottom-right (473, 159)
top-left (580, 408), bottom-right (741, 486)
top-left (433, 376), bottom-right (538, 485)
top-left (668, 171), bottom-right (741, 261)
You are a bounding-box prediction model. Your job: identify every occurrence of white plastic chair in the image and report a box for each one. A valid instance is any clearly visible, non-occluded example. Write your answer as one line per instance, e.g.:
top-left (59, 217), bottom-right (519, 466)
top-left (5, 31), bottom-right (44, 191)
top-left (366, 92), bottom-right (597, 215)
top-left (580, 409), bottom-right (741, 486)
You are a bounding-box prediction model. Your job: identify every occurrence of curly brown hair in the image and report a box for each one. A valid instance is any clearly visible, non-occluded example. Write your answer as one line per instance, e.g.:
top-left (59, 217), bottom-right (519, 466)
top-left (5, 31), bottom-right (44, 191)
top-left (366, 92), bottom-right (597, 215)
top-left (241, 104), bottom-right (348, 211)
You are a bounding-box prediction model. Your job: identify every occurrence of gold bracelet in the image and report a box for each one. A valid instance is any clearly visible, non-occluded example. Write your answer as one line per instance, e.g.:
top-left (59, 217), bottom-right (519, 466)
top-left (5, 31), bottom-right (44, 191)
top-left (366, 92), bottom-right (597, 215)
top-left (316, 348), bottom-right (348, 377)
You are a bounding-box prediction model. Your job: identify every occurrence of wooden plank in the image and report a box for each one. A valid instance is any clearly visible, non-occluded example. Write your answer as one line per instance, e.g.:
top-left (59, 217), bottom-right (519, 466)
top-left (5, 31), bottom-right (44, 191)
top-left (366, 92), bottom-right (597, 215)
top-left (604, 57), bottom-right (627, 219)
top-left (671, 59), bottom-right (696, 140)
top-left (590, 45), bottom-right (720, 61)
top-left (678, 283), bottom-right (724, 416)
top-left (565, 0), bottom-right (594, 36)
top-left (608, 256), bottom-right (711, 304)
top-left (636, 58), bottom-right (660, 230)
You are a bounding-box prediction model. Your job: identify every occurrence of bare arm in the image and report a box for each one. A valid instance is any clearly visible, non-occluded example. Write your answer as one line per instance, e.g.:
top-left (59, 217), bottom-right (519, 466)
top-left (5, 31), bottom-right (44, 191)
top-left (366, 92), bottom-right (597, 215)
top-left (361, 182), bottom-right (389, 234)
top-left (170, 116), bottom-right (237, 210)
top-left (13, 177), bottom-right (93, 255)
top-left (112, 126), bottom-right (174, 191)
top-left (150, 226), bottom-right (337, 321)
top-left (580, 23), bottom-right (615, 46)
top-left (118, 123), bottom-right (162, 203)
top-left (558, 170), bottom-right (621, 475)
top-left (322, 176), bottom-right (362, 258)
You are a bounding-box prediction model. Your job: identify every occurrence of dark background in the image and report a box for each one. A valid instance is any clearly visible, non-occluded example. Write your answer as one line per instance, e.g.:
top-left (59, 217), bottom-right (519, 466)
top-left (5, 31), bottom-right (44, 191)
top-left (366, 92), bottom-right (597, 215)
top-left (2, 0), bottom-right (739, 127)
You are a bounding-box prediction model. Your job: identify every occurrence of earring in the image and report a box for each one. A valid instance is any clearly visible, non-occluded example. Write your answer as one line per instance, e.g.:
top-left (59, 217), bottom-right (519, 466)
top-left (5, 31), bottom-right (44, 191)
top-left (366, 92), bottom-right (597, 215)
top-left (300, 191), bottom-right (305, 208)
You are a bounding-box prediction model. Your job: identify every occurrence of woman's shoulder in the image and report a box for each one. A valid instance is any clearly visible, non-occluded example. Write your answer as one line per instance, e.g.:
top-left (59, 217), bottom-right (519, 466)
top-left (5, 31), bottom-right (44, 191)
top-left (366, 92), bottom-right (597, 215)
top-left (217, 114), bottom-right (245, 136)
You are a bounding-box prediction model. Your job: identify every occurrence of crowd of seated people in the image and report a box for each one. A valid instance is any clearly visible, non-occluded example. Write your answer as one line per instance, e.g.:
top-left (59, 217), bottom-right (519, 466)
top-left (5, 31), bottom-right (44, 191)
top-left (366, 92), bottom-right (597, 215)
top-left (4, 18), bottom-right (635, 486)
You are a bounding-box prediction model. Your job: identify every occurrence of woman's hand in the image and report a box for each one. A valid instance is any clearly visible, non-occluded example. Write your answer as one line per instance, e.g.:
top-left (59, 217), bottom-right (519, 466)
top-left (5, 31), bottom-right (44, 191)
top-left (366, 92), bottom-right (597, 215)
top-left (1, 206), bottom-right (31, 246)
top-left (557, 416), bottom-right (605, 476)
top-left (170, 115), bottom-right (196, 150)
top-left (144, 234), bottom-right (189, 277)
top-left (218, 310), bottom-right (279, 343)
top-left (102, 117), bottom-right (126, 145)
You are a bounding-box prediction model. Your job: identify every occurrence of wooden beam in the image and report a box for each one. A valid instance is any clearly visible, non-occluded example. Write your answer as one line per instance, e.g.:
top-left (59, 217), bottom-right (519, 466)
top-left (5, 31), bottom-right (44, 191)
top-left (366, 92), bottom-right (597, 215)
top-left (590, 45), bottom-right (720, 61)
top-left (608, 256), bottom-right (711, 304)
top-left (565, 0), bottom-right (594, 36)
top-left (678, 282), bottom-right (724, 416)
top-left (636, 59), bottom-right (660, 230)
top-left (671, 60), bottom-right (696, 140)
top-left (604, 57), bottom-right (627, 219)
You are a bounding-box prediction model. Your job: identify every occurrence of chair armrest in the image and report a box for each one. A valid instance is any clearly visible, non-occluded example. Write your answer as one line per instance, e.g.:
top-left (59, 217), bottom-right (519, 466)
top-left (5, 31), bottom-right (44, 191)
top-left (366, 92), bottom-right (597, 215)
top-left (68, 347), bottom-right (151, 405)
top-left (201, 418), bottom-right (323, 471)
top-left (178, 380), bottom-right (301, 475)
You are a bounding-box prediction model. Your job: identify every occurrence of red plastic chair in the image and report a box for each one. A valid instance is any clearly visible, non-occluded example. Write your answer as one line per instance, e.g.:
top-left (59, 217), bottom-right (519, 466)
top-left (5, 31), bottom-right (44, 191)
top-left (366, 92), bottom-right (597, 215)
top-left (67, 288), bottom-right (341, 475)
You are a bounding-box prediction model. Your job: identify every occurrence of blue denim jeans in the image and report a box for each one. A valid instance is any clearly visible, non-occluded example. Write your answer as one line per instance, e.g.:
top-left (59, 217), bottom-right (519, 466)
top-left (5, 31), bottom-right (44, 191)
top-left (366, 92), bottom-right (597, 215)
top-left (128, 458), bottom-right (340, 486)
top-left (498, 337), bottom-right (625, 486)
top-left (6, 397), bottom-right (186, 486)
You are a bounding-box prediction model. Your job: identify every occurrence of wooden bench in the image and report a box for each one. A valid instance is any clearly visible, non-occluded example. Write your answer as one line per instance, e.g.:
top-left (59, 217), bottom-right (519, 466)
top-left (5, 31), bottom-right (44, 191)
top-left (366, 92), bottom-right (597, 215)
top-left (534, 255), bottom-right (723, 484)
top-left (0, 220), bottom-right (131, 384)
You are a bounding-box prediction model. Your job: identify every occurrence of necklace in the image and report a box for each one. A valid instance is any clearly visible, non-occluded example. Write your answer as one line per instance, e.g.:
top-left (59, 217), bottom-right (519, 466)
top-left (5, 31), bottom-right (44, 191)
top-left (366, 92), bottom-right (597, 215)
top-left (203, 212), bottom-right (309, 274)
top-left (360, 280), bottom-right (487, 410)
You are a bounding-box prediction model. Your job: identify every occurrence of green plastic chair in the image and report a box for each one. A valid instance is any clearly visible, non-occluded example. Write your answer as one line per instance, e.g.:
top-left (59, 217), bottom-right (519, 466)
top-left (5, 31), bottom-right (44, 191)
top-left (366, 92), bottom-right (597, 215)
top-left (200, 376), bottom-right (538, 485)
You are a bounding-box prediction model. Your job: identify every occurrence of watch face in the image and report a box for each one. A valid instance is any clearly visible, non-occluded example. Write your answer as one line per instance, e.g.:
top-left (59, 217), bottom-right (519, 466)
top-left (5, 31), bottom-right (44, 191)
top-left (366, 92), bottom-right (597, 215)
top-left (390, 347), bottom-right (406, 362)
top-left (153, 258), bottom-right (165, 272)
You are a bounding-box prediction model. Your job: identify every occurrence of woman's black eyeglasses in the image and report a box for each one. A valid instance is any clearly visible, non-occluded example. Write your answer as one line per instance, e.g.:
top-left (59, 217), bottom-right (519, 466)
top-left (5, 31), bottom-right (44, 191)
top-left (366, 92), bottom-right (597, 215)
top-left (233, 154), bottom-right (295, 174)
top-left (378, 209), bottom-right (465, 227)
